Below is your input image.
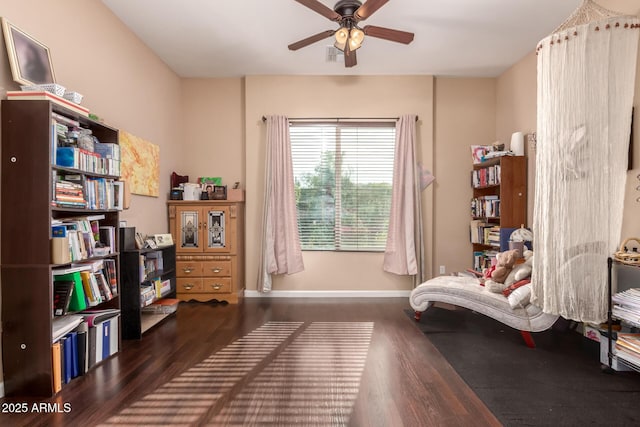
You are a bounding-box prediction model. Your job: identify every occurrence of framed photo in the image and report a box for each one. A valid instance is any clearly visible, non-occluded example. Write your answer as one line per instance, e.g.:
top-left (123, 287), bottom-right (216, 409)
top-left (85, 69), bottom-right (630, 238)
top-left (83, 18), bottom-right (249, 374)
top-left (145, 238), bottom-right (158, 249)
top-left (470, 145), bottom-right (490, 165)
top-left (1, 18), bottom-right (55, 85)
top-left (211, 185), bottom-right (227, 200)
top-left (153, 233), bottom-right (174, 247)
top-left (201, 183), bottom-right (215, 195)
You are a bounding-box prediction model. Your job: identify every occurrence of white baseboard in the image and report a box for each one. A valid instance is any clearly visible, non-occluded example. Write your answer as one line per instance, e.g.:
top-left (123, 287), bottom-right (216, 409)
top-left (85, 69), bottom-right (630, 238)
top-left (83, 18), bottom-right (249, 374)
top-left (244, 290), bottom-right (411, 298)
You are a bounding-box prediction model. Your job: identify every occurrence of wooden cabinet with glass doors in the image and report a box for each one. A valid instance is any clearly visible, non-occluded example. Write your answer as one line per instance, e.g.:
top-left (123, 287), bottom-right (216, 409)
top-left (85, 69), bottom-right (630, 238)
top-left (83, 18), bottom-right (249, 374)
top-left (167, 201), bottom-right (245, 303)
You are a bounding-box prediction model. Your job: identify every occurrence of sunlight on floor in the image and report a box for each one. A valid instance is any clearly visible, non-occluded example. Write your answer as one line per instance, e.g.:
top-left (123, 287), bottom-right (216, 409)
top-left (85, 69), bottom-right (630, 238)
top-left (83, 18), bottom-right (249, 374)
top-left (99, 321), bottom-right (373, 426)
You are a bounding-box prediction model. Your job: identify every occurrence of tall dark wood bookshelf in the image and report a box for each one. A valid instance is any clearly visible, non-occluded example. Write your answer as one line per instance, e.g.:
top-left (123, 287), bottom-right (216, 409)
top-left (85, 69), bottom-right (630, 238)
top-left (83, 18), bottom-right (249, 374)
top-left (470, 155), bottom-right (527, 270)
top-left (1, 99), bottom-right (121, 397)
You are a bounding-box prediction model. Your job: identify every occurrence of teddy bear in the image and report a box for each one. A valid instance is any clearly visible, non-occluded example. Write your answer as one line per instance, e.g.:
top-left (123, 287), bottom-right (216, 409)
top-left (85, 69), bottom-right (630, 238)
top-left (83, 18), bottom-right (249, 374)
top-left (484, 249), bottom-right (519, 293)
top-left (485, 249), bottom-right (534, 293)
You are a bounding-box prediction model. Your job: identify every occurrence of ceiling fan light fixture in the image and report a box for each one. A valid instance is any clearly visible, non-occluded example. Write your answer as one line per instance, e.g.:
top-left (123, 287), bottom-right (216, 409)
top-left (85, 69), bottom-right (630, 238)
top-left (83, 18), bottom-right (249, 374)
top-left (335, 26), bottom-right (349, 45)
top-left (349, 27), bottom-right (364, 50)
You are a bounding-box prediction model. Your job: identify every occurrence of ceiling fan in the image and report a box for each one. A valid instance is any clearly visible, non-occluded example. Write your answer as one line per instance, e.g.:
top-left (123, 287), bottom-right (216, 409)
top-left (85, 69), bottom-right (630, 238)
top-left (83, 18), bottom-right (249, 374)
top-left (288, 0), bottom-right (415, 68)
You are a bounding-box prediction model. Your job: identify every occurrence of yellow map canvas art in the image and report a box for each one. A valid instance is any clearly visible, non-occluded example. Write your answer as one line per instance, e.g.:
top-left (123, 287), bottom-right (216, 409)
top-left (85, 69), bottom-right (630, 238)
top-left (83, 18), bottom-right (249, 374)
top-left (120, 130), bottom-right (160, 197)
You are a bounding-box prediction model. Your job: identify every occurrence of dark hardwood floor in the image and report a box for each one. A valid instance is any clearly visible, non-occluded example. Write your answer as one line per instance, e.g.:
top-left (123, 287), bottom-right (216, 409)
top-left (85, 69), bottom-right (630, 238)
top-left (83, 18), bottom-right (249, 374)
top-left (0, 298), bottom-right (500, 426)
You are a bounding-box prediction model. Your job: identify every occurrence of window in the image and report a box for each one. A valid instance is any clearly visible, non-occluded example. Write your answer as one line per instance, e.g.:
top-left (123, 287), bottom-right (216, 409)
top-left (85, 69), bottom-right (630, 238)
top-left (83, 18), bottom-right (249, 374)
top-left (290, 122), bottom-right (396, 251)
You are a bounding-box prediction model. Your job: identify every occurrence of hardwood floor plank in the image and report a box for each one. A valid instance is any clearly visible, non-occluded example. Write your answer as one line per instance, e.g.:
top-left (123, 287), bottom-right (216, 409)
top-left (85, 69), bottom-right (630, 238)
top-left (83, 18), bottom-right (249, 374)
top-left (0, 298), bottom-right (500, 426)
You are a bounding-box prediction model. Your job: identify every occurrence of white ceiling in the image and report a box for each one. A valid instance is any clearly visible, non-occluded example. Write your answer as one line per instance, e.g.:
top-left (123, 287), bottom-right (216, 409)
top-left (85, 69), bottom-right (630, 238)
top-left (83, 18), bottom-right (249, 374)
top-left (101, 0), bottom-right (583, 78)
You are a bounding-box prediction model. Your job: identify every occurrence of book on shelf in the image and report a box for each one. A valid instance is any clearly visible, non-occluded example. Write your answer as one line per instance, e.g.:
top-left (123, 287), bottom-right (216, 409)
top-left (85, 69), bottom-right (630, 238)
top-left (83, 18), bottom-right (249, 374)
top-left (79, 312), bottom-right (120, 365)
top-left (54, 271), bottom-right (88, 312)
top-left (103, 258), bottom-right (118, 295)
top-left (615, 346), bottom-right (640, 368)
top-left (78, 308), bottom-right (120, 328)
top-left (616, 333), bottom-right (640, 354)
top-left (6, 90), bottom-right (89, 116)
top-left (142, 298), bottom-right (179, 315)
top-left (52, 342), bottom-right (62, 393)
top-left (99, 226), bottom-right (116, 254)
top-left (482, 150), bottom-right (514, 160)
top-left (80, 270), bottom-right (102, 307)
top-left (61, 335), bottom-right (72, 384)
top-left (53, 280), bottom-right (75, 316)
top-left (75, 322), bottom-right (89, 375)
top-left (52, 111), bottom-right (80, 128)
top-left (52, 315), bottom-right (84, 343)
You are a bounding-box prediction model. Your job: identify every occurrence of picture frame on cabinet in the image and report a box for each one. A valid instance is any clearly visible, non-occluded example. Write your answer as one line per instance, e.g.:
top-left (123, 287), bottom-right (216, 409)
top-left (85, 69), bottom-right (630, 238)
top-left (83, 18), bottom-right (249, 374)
top-left (1, 18), bottom-right (56, 85)
top-left (211, 185), bottom-right (227, 200)
top-left (153, 233), bottom-right (174, 247)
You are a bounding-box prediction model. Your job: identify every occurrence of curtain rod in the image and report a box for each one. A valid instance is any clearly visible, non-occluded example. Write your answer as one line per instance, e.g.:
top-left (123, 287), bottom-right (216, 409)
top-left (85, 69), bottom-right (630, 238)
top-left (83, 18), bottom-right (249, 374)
top-left (261, 116), bottom-right (419, 122)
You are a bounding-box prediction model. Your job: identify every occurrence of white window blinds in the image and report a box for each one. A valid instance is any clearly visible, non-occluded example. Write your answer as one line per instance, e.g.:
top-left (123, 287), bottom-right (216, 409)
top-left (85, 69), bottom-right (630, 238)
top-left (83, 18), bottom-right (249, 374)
top-left (290, 122), bottom-right (396, 251)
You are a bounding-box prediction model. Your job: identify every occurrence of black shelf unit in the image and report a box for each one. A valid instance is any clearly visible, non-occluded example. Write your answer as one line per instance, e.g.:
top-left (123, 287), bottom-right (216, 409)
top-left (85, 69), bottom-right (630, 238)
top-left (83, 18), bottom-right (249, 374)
top-left (604, 257), bottom-right (640, 373)
top-left (120, 244), bottom-right (176, 340)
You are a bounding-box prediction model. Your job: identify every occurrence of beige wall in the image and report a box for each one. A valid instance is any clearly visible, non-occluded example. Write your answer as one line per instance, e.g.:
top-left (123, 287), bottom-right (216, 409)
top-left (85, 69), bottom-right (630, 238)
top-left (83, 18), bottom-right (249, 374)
top-left (433, 78), bottom-right (496, 274)
top-left (0, 0), bottom-right (182, 386)
top-left (244, 75), bottom-right (434, 292)
top-left (180, 78), bottom-right (245, 186)
top-left (0, 0), bottom-right (183, 236)
top-left (496, 52), bottom-right (538, 227)
top-left (496, 0), bottom-right (640, 239)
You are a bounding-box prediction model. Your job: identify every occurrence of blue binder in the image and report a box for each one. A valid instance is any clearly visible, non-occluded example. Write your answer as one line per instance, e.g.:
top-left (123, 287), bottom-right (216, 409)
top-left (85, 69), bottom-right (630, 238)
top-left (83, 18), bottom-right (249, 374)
top-left (61, 336), bottom-right (72, 384)
top-left (69, 331), bottom-right (79, 379)
top-left (102, 319), bottom-right (111, 360)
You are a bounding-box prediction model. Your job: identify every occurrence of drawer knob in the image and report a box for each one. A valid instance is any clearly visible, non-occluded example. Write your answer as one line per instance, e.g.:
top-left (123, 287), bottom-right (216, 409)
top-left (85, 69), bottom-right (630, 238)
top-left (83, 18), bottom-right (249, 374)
top-left (183, 284), bottom-right (194, 290)
top-left (183, 268), bottom-right (194, 274)
top-left (211, 284), bottom-right (222, 290)
top-left (211, 267), bottom-right (222, 273)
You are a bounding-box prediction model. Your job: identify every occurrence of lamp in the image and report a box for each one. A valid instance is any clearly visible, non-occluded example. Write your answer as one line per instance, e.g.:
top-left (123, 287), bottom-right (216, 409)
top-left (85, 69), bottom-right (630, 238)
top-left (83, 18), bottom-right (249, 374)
top-left (335, 26), bottom-right (349, 46)
top-left (334, 21), bottom-right (364, 52)
top-left (349, 27), bottom-right (364, 50)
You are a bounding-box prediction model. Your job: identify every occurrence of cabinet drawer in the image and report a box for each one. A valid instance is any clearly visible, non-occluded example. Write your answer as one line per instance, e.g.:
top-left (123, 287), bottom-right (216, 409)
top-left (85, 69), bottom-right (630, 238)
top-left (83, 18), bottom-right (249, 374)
top-left (202, 260), bottom-right (231, 277)
top-left (177, 277), bottom-right (203, 293)
top-left (202, 277), bottom-right (231, 293)
top-left (176, 261), bottom-right (203, 277)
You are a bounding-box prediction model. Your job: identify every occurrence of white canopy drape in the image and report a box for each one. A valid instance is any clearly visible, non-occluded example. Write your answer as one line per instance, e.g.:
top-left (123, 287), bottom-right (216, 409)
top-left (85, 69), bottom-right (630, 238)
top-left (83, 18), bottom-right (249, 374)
top-left (532, 0), bottom-right (639, 323)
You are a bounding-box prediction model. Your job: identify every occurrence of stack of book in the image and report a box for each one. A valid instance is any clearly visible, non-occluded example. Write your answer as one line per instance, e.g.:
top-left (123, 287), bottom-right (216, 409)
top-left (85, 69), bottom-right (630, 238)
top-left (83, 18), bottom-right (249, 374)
top-left (51, 309), bottom-right (120, 392)
top-left (53, 261), bottom-right (118, 312)
top-left (140, 284), bottom-right (156, 307)
top-left (612, 288), bottom-right (640, 328)
top-left (471, 164), bottom-right (502, 188)
top-left (51, 214), bottom-right (114, 263)
top-left (471, 195), bottom-right (500, 219)
top-left (7, 90), bottom-right (89, 116)
top-left (54, 178), bottom-right (87, 208)
top-left (615, 333), bottom-right (640, 368)
top-left (612, 288), bottom-right (640, 368)
top-left (470, 220), bottom-right (501, 247)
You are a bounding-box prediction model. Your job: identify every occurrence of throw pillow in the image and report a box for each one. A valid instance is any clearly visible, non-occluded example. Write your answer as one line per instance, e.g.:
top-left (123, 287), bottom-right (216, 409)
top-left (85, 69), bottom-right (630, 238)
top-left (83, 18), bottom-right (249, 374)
top-left (507, 284), bottom-right (532, 309)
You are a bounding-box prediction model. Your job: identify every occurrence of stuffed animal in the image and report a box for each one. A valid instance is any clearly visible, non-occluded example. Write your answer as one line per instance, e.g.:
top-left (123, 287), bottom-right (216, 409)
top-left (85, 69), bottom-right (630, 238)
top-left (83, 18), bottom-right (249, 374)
top-left (512, 250), bottom-right (533, 282)
top-left (484, 249), bottom-right (519, 293)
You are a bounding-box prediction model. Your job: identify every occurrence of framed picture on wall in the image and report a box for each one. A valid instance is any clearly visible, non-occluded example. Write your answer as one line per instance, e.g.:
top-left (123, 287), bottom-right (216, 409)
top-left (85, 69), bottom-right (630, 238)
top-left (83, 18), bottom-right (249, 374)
top-left (1, 17), bottom-right (56, 85)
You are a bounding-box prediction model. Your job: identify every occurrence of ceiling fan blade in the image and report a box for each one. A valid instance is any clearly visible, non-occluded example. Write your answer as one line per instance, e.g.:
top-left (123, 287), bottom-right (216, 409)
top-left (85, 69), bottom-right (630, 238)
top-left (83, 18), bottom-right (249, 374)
top-left (288, 30), bottom-right (336, 51)
top-left (344, 45), bottom-right (357, 68)
top-left (354, 0), bottom-right (389, 21)
top-left (363, 25), bottom-right (414, 44)
top-left (295, 0), bottom-right (342, 21)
